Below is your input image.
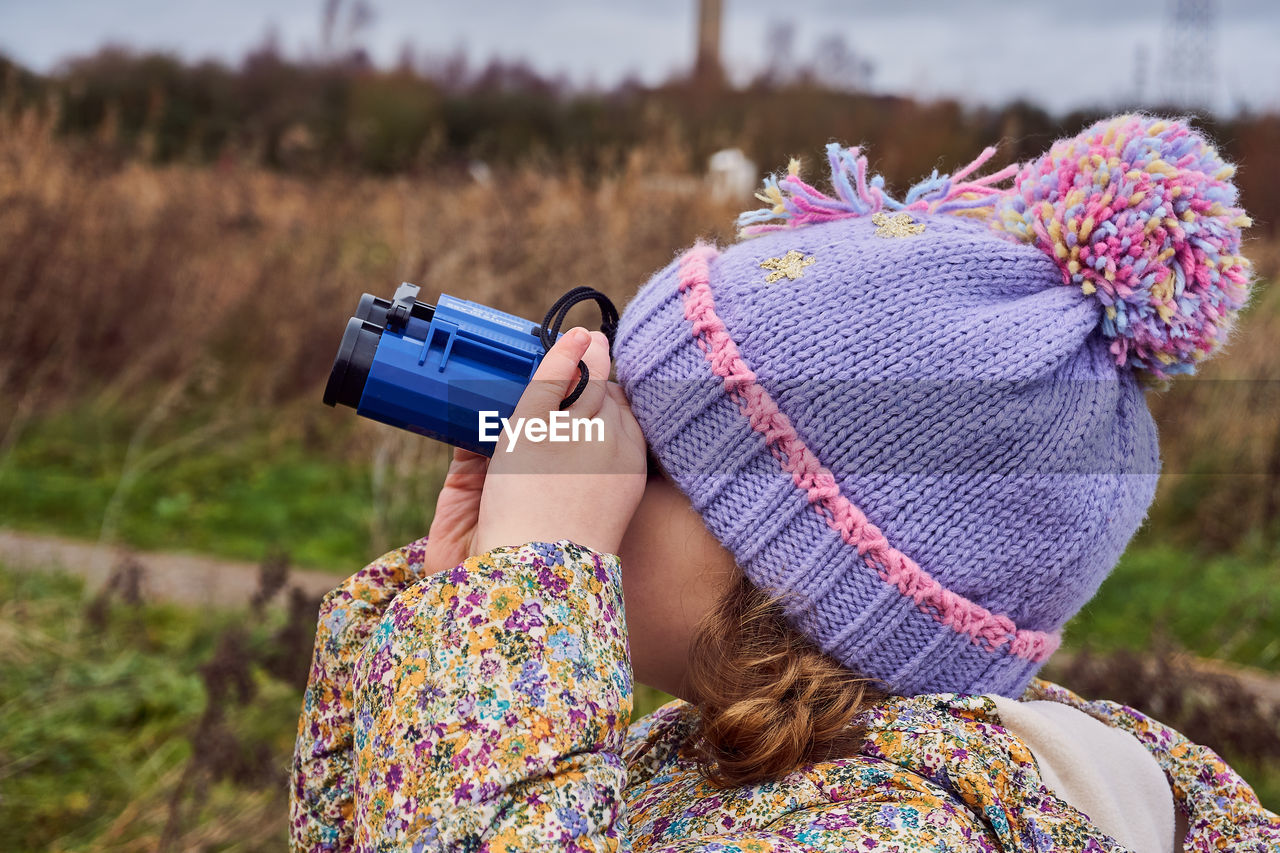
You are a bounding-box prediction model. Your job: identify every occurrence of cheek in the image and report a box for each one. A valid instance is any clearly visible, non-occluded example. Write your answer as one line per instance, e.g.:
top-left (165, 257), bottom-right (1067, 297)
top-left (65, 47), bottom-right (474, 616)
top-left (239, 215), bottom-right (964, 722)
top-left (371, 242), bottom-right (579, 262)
top-left (617, 480), bottom-right (701, 686)
top-left (616, 476), bottom-right (741, 697)
top-left (618, 516), bottom-right (676, 681)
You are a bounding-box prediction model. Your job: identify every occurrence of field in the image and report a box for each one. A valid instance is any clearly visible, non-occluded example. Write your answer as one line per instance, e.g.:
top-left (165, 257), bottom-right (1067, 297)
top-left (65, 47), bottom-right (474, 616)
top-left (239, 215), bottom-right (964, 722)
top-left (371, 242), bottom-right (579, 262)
top-left (2, 97), bottom-right (1279, 850)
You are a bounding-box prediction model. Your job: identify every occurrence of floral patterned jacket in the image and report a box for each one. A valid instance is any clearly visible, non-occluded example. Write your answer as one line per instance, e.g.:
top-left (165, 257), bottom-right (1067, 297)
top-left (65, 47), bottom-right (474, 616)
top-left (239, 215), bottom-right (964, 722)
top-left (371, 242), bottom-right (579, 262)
top-left (290, 538), bottom-right (1280, 852)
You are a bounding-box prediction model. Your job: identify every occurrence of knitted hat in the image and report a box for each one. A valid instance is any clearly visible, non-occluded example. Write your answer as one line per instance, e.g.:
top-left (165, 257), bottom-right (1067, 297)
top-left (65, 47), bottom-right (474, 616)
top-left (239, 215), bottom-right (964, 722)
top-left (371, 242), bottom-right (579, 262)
top-left (613, 115), bottom-right (1253, 697)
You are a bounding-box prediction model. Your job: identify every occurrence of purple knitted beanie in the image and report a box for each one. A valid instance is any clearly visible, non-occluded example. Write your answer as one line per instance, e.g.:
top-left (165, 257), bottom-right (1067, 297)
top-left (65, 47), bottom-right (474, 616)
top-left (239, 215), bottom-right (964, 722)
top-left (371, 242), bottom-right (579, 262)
top-left (612, 116), bottom-right (1254, 697)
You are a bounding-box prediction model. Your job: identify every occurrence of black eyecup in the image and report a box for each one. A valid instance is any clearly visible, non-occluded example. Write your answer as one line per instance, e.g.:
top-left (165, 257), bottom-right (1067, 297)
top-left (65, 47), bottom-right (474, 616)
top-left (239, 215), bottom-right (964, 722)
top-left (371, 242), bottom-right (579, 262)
top-left (354, 291), bottom-right (436, 329)
top-left (323, 317), bottom-right (382, 409)
top-left (355, 292), bottom-right (391, 326)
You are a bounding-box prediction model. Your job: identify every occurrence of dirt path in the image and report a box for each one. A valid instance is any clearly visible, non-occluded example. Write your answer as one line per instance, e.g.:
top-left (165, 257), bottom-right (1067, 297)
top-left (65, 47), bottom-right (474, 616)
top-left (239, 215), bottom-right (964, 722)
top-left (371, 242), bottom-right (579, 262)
top-left (0, 527), bottom-right (345, 608)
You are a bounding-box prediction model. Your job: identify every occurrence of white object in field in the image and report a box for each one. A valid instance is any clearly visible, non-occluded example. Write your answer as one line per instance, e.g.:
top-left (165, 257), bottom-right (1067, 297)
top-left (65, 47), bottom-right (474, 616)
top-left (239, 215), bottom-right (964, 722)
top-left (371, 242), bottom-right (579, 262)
top-left (707, 148), bottom-right (757, 201)
top-left (468, 160), bottom-right (493, 185)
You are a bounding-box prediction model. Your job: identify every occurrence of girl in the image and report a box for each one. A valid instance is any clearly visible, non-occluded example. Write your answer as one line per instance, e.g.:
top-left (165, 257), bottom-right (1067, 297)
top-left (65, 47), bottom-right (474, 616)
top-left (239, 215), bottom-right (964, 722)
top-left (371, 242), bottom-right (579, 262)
top-left (291, 115), bottom-right (1280, 852)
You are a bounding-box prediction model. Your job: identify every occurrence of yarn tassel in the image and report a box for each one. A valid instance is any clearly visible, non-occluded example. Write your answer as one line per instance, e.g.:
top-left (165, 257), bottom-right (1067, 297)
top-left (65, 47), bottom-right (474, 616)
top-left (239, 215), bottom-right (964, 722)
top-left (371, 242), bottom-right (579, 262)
top-left (738, 142), bottom-right (1019, 238)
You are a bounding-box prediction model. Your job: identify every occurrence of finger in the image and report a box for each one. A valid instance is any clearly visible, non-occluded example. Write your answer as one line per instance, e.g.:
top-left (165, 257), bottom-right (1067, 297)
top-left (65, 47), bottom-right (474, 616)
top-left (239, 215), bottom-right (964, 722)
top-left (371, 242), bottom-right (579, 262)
top-left (453, 446), bottom-right (488, 464)
top-left (604, 382), bottom-right (635, 424)
top-left (443, 445), bottom-right (489, 486)
top-left (566, 331), bottom-right (611, 416)
top-left (606, 381), bottom-right (647, 446)
top-left (521, 327), bottom-right (592, 415)
top-left (604, 381), bottom-right (632, 412)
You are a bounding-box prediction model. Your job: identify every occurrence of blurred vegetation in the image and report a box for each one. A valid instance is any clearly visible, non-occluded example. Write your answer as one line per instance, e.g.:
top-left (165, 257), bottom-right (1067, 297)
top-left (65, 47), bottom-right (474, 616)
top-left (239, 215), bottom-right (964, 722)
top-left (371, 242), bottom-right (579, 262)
top-left (3, 43), bottom-right (1280, 236)
top-left (1, 31), bottom-right (1279, 851)
top-left (0, 561), bottom-right (308, 851)
top-left (1, 559), bottom-right (1273, 852)
top-left (0, 403), bottom-right (385, 569)
top-left (1068, 541), bottom-right (1280, 672)
top-left (0, 561), bottom-right (675, 851)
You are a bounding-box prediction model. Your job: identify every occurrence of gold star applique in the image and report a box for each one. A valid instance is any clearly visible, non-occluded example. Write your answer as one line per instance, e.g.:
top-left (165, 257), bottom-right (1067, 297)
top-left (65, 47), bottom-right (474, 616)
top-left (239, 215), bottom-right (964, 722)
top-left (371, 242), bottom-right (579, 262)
top-left (760, 249), bottom-right (816, 283)
top-left (872, 212), bottom-right (927, 238)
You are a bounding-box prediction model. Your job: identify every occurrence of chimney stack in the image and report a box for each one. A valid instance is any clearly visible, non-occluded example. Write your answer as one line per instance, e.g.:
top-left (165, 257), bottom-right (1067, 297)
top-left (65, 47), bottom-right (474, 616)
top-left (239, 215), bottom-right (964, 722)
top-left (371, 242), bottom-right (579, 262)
top-left (694, 0), bottom-right (725, 86)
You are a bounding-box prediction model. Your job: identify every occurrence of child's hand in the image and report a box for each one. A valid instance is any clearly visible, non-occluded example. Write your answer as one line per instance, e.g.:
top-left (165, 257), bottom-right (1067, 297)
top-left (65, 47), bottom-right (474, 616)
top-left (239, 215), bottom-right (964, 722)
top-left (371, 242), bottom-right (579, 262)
top-left (422, 446), bottom-right (490, 578)
top-left (472, 326), bottom-right (648, 558)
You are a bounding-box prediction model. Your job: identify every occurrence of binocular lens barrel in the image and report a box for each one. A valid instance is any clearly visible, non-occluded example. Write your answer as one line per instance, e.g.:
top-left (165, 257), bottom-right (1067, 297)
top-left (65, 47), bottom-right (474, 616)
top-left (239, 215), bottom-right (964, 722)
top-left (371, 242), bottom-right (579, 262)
top-left (324, 292), bottom-right (440, 410)
top-left (323, 318), bottom-right (381, 409)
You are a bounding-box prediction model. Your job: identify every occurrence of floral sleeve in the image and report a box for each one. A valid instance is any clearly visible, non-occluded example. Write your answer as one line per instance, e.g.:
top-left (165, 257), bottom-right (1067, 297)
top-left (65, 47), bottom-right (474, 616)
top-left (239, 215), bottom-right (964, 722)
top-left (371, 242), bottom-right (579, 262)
top-left (290, 537), bottom-right (431, 852)
top-left (350, 539), bottom-right (635, 852)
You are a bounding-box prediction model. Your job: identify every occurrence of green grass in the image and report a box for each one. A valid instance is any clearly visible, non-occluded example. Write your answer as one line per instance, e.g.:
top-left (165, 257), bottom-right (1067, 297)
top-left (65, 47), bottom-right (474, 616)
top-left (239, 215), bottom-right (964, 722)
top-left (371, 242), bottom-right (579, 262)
top-left (0, 565), bottom-right (303, 851)
top-left (1064, 536), bottom-right (1280, 672)
top-left (0, 402), bottom-right (442, 570)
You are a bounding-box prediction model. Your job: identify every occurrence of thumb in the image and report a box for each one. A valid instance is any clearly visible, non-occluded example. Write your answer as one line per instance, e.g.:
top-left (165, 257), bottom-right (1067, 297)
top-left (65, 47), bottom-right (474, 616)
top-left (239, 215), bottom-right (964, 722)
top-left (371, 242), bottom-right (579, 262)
top-left (517, 326), bottom-right (592, 416)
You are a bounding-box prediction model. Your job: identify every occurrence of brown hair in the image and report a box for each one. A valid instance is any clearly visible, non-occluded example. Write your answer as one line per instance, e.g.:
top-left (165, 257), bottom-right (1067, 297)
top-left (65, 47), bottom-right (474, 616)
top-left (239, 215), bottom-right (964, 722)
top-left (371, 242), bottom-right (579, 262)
top-left (682, 573), bottom-right (887, 788)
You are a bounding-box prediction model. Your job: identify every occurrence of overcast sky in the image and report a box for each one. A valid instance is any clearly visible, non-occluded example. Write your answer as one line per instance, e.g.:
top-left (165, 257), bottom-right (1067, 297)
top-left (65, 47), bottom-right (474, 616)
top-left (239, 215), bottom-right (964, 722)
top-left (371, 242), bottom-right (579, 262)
top-left (2, 0), bottom-right (1278, 114)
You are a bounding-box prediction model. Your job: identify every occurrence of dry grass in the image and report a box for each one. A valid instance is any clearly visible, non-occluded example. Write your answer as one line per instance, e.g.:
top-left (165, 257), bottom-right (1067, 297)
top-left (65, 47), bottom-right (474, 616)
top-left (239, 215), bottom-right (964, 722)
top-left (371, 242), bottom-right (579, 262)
top-left (0, 101), bottom-right (738, 413)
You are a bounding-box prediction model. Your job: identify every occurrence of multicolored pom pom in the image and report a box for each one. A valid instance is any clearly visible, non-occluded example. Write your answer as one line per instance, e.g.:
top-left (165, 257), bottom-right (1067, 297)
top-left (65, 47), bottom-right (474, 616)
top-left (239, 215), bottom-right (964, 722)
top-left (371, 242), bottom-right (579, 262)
top-left (991, 115), bottom-right (1253, 378)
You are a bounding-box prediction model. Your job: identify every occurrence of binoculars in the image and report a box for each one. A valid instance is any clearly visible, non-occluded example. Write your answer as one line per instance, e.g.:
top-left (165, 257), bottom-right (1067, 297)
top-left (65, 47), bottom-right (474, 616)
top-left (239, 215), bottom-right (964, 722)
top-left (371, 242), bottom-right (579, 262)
top-left (324, 283), bottom-right (617, 456)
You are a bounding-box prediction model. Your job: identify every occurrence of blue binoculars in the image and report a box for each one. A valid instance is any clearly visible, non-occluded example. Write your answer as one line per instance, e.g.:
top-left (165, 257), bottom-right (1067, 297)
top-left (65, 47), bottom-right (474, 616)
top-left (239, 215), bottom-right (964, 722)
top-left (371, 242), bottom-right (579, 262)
top-left (323, 283), bottom-right (618, 456)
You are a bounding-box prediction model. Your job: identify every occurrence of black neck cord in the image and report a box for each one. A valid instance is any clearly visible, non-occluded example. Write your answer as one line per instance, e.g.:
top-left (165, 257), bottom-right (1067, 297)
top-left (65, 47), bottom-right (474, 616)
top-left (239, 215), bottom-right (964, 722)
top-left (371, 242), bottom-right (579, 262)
top-left (539, 286), bottom-right (620, 409)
